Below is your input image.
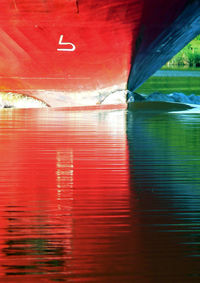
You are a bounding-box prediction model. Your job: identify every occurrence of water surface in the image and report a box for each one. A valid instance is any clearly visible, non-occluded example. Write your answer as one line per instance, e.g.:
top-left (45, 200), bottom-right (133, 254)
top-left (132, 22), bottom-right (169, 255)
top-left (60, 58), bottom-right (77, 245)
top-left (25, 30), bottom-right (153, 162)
top-left (0, 108), bottom-right (130, 282)
top-left (136, 68), bottom-right (200, 95)
top-left (0, 69), bottom-right (200, 282)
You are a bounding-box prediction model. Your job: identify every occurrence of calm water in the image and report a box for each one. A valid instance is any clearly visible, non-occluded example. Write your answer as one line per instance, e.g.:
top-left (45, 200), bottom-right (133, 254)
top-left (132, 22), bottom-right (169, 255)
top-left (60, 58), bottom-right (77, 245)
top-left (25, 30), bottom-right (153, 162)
top-left (136, 68), bottom-right (200, 95)
top-left (0, 70), bottom-right (200, 282)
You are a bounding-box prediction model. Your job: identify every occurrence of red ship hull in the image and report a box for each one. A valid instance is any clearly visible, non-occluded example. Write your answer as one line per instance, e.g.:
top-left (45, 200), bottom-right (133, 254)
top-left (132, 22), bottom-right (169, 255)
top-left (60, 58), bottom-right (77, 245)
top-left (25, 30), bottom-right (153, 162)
top-left (0, 0), bottom-right (200, 107)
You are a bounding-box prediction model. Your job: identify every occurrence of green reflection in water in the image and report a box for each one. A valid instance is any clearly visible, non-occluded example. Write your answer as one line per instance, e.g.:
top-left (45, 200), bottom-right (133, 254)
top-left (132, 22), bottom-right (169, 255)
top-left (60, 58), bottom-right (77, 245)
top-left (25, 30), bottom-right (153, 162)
top-left (136, 69), bottom-right (200, 96)
top-left (127, 111), bottom-right (200, 193)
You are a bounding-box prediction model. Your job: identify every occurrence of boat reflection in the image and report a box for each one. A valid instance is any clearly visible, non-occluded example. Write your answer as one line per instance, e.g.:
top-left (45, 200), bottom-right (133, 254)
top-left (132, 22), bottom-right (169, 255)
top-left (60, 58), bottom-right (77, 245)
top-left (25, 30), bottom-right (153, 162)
top-left (0, 108), bottom-right (200, 282)
top-left (127, 110), bottom-right (200, 281)
top-left (0, 108), bottom-right (136, 282)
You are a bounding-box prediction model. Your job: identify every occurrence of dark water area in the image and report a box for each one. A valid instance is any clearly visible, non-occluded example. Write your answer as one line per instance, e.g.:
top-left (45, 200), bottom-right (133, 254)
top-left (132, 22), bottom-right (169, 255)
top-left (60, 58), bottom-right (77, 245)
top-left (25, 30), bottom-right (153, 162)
top-left (0, 69), bottom-right (200, 282)
top-left (127, 111), bottom-right (200, 282)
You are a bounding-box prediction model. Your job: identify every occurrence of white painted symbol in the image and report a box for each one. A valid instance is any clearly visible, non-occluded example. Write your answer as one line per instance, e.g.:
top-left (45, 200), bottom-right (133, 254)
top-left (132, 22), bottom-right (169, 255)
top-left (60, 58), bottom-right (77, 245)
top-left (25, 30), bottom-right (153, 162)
top-left (57, 35), bottom-right (76, 52)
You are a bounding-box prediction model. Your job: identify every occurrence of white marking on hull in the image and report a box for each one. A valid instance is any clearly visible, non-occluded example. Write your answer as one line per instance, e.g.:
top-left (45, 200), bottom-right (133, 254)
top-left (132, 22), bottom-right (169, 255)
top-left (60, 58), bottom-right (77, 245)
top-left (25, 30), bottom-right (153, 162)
top-left (57, 35), bottom-right (76, 52)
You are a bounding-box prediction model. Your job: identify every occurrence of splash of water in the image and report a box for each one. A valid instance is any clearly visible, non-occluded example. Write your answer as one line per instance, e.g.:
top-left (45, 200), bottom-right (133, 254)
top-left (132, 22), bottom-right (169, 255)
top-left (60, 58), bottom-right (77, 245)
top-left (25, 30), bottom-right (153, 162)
top-left (128, 91), bottom-right (200, 105)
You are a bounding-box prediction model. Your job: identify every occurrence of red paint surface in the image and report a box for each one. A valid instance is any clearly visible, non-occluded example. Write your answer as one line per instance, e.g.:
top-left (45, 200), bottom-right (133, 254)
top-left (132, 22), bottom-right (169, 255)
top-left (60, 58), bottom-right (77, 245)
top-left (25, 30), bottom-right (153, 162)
top-left (0, 0), bottom-right (143, 105)
top-left (0, 0), bottom-right (190, 107)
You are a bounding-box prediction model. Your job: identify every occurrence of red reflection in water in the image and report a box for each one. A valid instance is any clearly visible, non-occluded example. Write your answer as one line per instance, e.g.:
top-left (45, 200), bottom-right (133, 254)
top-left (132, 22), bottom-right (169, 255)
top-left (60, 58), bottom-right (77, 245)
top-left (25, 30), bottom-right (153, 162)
top-left (0, 108), bottom-right (137, 282)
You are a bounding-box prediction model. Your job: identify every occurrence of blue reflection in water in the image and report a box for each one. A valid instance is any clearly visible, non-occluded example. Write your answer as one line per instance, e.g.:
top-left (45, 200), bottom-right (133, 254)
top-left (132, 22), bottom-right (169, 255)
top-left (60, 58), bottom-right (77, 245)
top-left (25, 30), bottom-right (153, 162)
top-left (154, 69), bottom-right (200, 77)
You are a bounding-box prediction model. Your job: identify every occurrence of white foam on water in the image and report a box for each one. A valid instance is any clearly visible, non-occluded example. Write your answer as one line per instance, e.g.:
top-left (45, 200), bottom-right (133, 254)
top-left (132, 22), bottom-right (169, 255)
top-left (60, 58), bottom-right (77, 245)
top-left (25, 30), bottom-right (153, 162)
top-left (171, 104), bottom-right (200, 113)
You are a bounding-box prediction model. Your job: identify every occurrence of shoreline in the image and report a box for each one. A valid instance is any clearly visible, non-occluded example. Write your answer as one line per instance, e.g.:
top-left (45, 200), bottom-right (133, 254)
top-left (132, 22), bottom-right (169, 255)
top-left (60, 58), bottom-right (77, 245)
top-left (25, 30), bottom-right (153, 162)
top-left (164, 35), bottom-right (200, 67)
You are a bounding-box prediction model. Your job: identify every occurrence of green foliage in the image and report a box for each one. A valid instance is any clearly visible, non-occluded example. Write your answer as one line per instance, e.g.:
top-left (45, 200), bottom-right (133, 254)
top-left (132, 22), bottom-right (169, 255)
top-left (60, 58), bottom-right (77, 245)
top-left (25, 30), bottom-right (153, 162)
top-left (195, 34), bottom-right (200, 41)
top-left (166, 34), bottom-right (200, 67)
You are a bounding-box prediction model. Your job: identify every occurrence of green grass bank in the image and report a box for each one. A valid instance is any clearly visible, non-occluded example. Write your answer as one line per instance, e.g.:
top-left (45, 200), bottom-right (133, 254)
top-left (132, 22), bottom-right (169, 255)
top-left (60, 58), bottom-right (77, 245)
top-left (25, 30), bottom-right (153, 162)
top-left (165, 34), bottom-right (200, 67)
